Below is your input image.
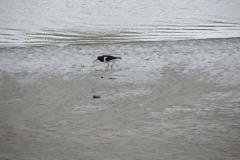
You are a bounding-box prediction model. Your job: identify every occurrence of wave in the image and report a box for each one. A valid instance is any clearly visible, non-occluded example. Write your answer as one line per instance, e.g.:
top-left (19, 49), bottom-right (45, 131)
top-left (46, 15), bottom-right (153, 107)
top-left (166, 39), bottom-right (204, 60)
top-left (1, 22), bottom-right (240, 48)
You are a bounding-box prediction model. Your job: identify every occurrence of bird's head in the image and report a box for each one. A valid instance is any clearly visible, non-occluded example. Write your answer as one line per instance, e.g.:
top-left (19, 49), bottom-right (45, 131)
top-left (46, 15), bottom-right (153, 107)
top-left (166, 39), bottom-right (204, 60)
top-left (93, 56), bottom-right (101, 62)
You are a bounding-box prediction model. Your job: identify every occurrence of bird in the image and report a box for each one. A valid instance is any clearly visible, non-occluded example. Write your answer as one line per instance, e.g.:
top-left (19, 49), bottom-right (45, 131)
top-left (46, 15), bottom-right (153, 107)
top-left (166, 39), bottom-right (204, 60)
top-left (93, 55), bottom-right (121, 70)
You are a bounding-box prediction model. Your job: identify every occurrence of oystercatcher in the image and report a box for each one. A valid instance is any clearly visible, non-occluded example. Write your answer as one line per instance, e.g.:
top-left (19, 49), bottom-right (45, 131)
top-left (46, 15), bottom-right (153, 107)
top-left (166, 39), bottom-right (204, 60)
top-left (93, 55), bottom-right (121, 69)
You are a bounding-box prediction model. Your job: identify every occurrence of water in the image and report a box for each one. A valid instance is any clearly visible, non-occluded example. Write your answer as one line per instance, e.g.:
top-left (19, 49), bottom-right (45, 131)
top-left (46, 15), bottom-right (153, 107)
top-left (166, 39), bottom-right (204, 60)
top-left (1, 0), bottom-right (240, 47)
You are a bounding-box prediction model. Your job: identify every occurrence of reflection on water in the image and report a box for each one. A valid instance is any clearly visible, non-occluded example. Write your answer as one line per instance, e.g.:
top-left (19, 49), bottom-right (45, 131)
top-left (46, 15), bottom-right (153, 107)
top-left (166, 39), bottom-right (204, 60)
top-left (1, 0), bottom-right (240, 47)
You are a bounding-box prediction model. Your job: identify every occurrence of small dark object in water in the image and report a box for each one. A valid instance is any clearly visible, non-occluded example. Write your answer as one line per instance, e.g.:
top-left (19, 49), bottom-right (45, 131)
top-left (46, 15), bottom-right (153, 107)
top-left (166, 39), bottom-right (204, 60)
top-left (93, 95), bottom-right (101, 99)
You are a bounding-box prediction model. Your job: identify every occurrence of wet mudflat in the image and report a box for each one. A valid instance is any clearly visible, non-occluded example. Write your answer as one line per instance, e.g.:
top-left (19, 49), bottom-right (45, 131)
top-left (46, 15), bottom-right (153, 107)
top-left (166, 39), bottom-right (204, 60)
top-left (0, 38), bottom-right (240, 160)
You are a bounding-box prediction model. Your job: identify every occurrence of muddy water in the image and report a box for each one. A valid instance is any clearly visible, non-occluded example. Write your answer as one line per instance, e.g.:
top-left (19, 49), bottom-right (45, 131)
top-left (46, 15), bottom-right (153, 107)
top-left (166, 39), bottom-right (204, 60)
top-left (1, 0), bottom-right (240, 46)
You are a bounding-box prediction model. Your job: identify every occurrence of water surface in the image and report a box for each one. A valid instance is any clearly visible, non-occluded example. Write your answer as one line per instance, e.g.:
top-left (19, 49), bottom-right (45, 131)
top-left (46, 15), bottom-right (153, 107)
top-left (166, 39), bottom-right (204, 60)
top-left (1, 0), bottom-right (240, 47)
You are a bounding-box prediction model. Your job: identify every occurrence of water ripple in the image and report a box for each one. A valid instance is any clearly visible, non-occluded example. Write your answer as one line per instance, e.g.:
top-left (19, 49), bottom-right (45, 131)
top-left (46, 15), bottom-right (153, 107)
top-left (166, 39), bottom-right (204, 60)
top-left (0, 0), bottom-right (240, 47)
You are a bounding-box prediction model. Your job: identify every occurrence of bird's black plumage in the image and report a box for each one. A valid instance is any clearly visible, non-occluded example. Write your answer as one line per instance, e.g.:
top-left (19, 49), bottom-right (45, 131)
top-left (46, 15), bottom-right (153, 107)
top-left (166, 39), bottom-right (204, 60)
top-left (94, 55), bottom-right (121, 69)
top-left (97, 55), bottom-right (121, 62)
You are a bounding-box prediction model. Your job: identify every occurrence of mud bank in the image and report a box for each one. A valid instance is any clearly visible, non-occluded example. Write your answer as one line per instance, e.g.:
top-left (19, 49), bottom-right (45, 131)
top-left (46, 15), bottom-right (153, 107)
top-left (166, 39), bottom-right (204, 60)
top-left (0, 38), bottom-right (240, 160)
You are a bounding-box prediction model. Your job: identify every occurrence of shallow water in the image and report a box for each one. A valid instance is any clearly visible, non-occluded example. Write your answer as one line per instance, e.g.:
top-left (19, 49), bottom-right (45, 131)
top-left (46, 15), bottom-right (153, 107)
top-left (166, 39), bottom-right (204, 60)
top-left (1, 0), bottom-right (240, 47)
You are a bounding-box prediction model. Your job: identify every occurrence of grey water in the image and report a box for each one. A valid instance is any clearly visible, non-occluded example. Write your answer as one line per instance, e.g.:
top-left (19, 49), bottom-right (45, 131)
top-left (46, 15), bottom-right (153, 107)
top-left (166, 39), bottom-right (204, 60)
top-left (1, 0), bottom-right (240, 47)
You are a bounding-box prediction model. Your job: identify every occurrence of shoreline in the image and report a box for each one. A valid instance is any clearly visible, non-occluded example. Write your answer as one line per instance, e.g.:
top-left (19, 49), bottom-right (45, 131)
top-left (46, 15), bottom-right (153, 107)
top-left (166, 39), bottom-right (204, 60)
top-left (1, 36), bottom-right (240, 49)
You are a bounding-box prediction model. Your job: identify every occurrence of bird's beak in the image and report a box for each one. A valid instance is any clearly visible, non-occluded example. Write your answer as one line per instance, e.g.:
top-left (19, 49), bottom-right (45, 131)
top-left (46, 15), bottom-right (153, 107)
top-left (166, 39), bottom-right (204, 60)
top-left (93, 59), bottom-right (98, 62)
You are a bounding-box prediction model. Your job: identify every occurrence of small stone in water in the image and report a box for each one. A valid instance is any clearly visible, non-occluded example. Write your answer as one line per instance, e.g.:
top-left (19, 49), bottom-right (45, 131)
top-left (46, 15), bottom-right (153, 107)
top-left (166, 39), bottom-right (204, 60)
top-left (93, 95), bottom-right (101, 99)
